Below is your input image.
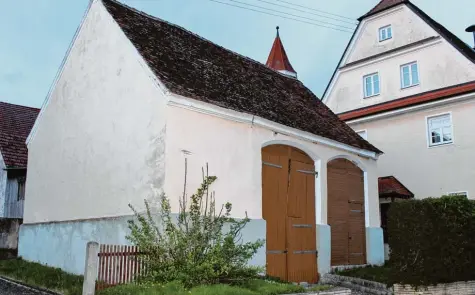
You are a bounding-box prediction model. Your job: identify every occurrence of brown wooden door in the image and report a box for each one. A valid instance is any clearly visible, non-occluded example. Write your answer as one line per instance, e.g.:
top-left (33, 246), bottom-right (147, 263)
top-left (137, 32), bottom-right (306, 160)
top-left (262, 145), bottom-right (318, 283)
top-left (262, 146), bottom-right (288, 280)
top-left (327, 158), bottom-right (366, 266)
top-left (286, 160), bottom-right (318, 283)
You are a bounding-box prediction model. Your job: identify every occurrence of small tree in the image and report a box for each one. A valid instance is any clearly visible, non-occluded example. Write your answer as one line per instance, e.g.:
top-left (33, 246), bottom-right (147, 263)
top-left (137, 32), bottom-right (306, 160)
top-left (127, 161), bottom-right (264, 287)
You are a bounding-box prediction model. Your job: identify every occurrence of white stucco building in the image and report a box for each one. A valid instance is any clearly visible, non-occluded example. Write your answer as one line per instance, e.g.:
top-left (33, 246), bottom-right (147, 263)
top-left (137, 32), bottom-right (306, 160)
top-left (19, 0), bottom-right (386, 281)
top-left (322, 0), bottom-right (475, 257)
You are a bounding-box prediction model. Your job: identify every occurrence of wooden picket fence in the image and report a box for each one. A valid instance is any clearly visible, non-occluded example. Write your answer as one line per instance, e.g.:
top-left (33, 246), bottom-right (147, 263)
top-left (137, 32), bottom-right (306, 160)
top-left (95, 244), bottom-right (148, 290)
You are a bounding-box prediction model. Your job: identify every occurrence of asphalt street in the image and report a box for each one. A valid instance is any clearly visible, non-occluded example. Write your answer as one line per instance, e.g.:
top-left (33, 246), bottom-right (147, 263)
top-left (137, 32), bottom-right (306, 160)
top-left (0, 278), bottom-right (51, 295)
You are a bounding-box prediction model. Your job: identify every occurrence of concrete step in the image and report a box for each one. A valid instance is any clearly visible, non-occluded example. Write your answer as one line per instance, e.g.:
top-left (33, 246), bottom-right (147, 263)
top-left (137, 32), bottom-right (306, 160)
top-left (321, 274), bottom-right (393, 295)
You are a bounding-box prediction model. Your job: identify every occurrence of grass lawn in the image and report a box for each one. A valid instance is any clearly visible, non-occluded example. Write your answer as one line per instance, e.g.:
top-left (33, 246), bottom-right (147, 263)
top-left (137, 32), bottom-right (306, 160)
top-left (0, 258), bottom-right (332, 295)
top-left (98, 280), bottom-right (333, 295)
top-left (335, 264), bottom-right (392, 285)
top-left (0, 258), bottom-right (83, 295)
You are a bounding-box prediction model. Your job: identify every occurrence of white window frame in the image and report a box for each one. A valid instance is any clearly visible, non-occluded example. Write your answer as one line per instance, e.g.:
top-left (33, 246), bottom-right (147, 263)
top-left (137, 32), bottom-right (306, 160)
top-left (447, 191), bottom-right (469, 198)
top-left (425, 112), bottom-right (454, 148)
top-left (400, 61), bottom-right (420, 89)
top-left (356, 130), bottom-right (367, 140)
top-left (379, 25), bottom-right (393, 42)
top-left (363, 72), bottom-right (380, 98)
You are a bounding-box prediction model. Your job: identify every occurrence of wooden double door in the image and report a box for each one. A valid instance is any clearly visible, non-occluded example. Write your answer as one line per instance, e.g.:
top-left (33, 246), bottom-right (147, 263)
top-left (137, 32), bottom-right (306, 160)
top-left (262, 145), bottom-right (318, 283)
top-left (327, 158), bottom-right (366, 266)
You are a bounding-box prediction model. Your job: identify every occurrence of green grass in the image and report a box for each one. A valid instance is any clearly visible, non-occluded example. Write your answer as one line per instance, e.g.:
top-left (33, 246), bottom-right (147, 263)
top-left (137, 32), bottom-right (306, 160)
top-left (0, 258), bottom-right (331, 295)
top-left (97, 280), bottom-right (311, 295)
top-left (335, 264), bottom-right (392, 285)
top-left (0, 258), bottom-right (83, 295)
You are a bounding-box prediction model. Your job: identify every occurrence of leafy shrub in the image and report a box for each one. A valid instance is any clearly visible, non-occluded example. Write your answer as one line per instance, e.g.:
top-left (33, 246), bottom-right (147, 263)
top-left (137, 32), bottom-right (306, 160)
top-left (127, 163), bottom-right (264, 288)
top-left (387, 195), bottom-right (475, 287)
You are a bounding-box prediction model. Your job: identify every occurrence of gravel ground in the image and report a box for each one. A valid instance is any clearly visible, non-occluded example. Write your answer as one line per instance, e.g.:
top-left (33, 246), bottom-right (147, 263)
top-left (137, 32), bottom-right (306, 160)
top-left (0, 278), bottom-right (52, 295)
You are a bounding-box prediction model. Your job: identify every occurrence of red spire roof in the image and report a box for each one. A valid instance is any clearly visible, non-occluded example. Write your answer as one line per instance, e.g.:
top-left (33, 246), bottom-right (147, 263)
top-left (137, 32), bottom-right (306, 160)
top-left (265, 26), bottom-right (297, 78)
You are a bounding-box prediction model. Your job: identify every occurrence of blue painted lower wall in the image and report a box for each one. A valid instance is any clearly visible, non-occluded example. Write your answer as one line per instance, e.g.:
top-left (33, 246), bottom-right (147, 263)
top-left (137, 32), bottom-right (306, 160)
top-left (316, 224), bottom-right (331, 275)
top-left (18, 216), bottom-right (266, 275)
top-left (365, 227), bottom-right (385, 266)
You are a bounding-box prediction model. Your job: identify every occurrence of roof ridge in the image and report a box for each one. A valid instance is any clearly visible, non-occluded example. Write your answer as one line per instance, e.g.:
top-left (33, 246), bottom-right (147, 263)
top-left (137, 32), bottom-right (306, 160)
top-left (101, 0), bottom-right (299, 82)
top-left (0, 101), bottom-right (40, 111)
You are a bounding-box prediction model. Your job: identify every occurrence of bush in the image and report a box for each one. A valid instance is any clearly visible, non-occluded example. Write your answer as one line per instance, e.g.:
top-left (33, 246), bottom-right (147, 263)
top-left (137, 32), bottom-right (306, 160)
top-left (127, 162), bottom-right (264, 288)
top-left (387, 195), bottom-right (475, 287)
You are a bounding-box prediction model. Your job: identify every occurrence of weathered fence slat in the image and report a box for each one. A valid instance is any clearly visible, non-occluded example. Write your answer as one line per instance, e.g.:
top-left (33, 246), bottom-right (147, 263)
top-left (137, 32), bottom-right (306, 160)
top-left (95, 244), bottom-right (145, 291)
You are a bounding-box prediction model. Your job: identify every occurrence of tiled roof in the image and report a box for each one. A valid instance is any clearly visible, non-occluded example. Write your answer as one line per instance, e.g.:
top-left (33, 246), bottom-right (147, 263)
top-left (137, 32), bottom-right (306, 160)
top-left (379, 176), bottom-right (414, 199)
top-left (0, 102), bottom-right (40, 168)
top-left (101, 0), bottom-right (381, 154)
top-left (339, 81), bottom-right (475, 121)
top-left (265, 27), bottom-right (296, 75)
top-left (358, 0), bottom-right (408, 21)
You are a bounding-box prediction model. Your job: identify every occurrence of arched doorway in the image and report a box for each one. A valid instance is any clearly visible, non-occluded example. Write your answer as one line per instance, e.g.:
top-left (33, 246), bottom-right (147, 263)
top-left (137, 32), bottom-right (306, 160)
top-left (327, 158), bottom-right (366, 266)
top-left (261, 145), bottom-right (318, 283)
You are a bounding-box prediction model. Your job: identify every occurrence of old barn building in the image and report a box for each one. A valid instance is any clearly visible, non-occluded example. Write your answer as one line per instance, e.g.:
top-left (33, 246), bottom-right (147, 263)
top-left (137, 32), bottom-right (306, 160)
top-left (19, 0), bottom-right (385, 281)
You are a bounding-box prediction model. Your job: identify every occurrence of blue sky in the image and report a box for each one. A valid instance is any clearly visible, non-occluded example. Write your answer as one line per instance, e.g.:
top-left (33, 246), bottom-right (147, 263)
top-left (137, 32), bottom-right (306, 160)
top-left (1, 0), bottom-right (474, 108)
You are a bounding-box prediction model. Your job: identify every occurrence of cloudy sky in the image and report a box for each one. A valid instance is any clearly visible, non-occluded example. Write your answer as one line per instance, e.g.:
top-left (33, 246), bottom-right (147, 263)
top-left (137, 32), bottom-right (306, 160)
top-left (1, 0), bottom-right (474, 108)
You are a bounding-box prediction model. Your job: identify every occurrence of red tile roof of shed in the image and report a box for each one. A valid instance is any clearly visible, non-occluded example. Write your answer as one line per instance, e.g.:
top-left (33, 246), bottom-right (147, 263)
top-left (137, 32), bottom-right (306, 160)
top-left (0, 102), bottom-right (40, 168)
top-left (339, 81), bottom-right (475, 121)
top-left (379, 176), bottom-right (414, 199)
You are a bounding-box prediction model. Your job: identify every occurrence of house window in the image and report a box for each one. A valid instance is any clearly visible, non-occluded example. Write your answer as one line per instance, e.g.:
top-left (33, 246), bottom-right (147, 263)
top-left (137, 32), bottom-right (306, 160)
top-left (400, 62), bottom-right (419, 88)
top-left (427, 113), bottom-right (453, 147)
top-left (379, 25), bottom-right (392, 41)
top-left (17, 177), bottom-right (26, 201)
top-left (447, 191), bottom-right (468, 198)
top-left (356, 130), bottom-right (367, 140)
top-left (363, 73), bottom-right (380, 98)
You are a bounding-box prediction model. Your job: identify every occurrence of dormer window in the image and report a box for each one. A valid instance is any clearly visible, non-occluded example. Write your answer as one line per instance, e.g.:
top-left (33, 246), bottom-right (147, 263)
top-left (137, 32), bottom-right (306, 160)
top-left (379, 25), bottom-right (392, 42)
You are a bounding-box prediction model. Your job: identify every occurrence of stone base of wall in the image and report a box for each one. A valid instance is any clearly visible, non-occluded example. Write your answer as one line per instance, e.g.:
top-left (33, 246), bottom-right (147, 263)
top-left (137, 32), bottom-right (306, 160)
top-left (394, 281), bottom-right (475, 295)
top-left (0, 218), bottom-right (22, 249)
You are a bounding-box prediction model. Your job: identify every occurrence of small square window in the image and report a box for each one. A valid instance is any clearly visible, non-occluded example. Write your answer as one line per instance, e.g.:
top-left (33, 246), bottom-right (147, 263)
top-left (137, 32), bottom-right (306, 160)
top-left (401, 62), bottom-right (419, 88)
top-left (427, 113), bottom-right (453, 147)
top-left (363, 73), bottom-right (380, 98)
top-left (356, 130), bottom-right (367, 140)
top-left (379, 25), bottom-right (392, 42)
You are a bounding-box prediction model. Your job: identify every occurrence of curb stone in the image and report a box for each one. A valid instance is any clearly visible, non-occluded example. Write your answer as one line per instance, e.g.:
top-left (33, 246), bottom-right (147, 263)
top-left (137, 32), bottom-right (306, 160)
top-left (0, 276), bottom-right (62, 295)
top-left (284, 286), bottom-right (351, 295)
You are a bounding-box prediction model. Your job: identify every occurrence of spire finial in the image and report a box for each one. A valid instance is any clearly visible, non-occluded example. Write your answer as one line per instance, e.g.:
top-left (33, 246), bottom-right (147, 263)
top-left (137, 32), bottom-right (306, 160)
top-left (276, 26), bottom-right (279, 37)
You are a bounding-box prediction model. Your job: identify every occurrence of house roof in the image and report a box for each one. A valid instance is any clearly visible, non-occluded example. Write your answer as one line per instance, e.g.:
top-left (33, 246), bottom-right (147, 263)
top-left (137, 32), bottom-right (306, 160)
top-left (101, 0), bottom-right (381, 154)
top-left (0, 102), bottom-right (40, 168)
top-left (265, 27), bottom-right (297, 76)
top-left (339, 81), bottom-right (475, 121)
top-left (323, 0), bottom-right (474, 100)
top-left (358, 0), bottom-right (408, 21)
top-left (379, 176), bottom-right (414, 199)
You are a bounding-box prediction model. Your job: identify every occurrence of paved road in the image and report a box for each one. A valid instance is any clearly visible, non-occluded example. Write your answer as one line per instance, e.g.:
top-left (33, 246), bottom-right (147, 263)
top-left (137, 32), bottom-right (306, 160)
top-left (0, 278), bottom-right (51, 295)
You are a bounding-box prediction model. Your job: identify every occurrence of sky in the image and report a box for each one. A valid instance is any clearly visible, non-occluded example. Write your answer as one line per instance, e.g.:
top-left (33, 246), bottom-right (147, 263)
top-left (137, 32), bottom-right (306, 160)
top-left (1, 0), bottom-right (474, 108)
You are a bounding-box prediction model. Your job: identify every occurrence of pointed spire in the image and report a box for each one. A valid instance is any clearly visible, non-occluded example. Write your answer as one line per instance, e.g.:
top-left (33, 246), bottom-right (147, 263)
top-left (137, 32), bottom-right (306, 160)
top-left (265, 26), bottom-right (297, 78)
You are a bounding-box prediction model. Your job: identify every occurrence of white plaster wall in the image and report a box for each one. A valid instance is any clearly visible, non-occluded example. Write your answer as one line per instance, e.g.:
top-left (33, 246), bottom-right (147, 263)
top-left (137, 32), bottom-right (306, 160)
top-left (164, 106), bottom-right (381, 227)
top-left (349, 96), bottom-right (475, 199)
top-left (326, 39), bottom-right (475, 114)
top-left (347, 5), bottom-right (437, 63)
top-left (24, 0), bottom-right (168, 224)
top-left (0, 154), bottom-right (6, 217)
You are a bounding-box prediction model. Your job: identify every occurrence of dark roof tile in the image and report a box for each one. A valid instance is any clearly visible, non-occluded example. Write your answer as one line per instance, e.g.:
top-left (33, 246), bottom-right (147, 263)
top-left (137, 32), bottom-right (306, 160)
top-left (0, 102), bottom-right (39, 168)
top-left (101, 0), bottom-right (381, 154)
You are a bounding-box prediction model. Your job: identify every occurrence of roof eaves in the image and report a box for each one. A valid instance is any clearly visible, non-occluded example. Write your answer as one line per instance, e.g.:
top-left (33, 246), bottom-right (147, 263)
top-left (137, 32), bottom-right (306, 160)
top-left (406, 2), bottom-right (475, 63)
top-left (339, 81), bottom-right (475, 121)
